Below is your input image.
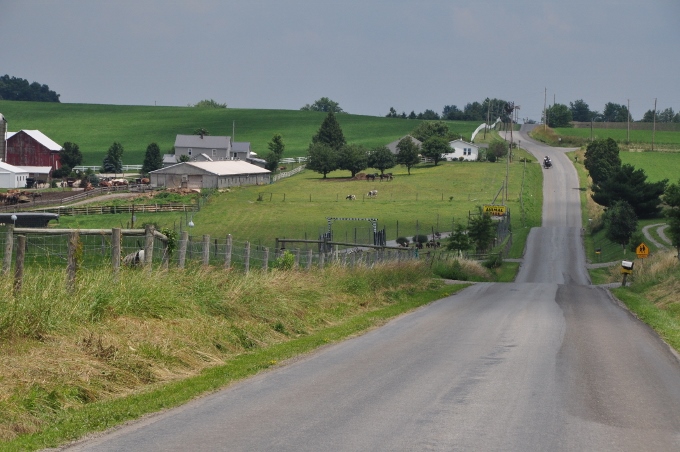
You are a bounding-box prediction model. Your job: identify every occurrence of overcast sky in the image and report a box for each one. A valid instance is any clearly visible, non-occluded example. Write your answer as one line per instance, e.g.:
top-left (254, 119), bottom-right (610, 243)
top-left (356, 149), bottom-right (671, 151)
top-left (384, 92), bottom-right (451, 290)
top-left (2, 0), bottom-right (678, 121)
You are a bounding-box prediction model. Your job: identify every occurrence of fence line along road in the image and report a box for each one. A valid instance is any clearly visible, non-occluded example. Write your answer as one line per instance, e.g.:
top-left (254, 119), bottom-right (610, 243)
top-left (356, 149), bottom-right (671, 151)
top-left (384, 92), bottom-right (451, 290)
top-left (38, 203), bottom-right (198, 216)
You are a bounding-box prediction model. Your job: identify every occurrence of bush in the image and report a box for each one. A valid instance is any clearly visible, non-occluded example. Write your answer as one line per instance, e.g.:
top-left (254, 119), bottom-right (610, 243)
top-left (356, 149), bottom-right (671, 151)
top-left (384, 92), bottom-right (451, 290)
top-left (396, 237), bottom-right (410, 246)
top-left (483, 253), bottom-right (503, 269)
top-left (412, 234), bottom-right (428, 245)
top-left (273, 251), bottom-right (295, 270)
top-left (487, 153), bottom-right (497, 163)
top-left (432, 259), bottom-right (468, 280)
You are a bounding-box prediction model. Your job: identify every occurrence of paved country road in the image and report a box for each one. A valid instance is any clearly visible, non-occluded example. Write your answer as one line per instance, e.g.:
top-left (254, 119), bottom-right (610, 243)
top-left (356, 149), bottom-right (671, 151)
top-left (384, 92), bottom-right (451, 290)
top-left (63, 127), bottom-right (680, 451)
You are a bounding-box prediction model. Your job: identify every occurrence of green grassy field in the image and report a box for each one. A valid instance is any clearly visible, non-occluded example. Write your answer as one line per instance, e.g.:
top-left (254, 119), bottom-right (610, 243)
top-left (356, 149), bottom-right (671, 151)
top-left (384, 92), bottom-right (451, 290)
top-left (555, 126), bottom-right (680, 150)
top-left (57, 155), bottom-right (543, 251)
top-left (618, 152), bottom-right (680, 183)
top-left (0, 101), bottom-right (477, 166)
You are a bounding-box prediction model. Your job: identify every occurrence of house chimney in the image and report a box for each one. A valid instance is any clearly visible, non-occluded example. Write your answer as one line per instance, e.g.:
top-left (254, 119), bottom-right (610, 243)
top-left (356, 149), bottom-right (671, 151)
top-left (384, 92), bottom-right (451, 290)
top-left (0, 113), bottom-right (7, 162)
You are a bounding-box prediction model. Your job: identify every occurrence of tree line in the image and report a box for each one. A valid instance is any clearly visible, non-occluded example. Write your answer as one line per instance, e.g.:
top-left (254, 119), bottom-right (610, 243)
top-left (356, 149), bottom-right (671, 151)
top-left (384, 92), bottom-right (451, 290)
top-left (584, 137), bottom-right (680, 255)
top-left (0, 75), bottom-right (60, 102)
top-left (546, 99), bottom-right (680, 128)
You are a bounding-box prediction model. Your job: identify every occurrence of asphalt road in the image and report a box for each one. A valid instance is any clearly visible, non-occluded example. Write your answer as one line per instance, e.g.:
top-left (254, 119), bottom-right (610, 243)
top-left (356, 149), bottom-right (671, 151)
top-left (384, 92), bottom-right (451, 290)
top-left (64, 127), bottom-right (680, 451)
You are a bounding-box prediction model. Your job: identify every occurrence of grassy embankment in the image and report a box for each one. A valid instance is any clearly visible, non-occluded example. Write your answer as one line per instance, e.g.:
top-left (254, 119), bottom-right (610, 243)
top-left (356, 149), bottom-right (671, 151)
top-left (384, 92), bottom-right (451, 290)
top-left (0, 100), bottom-right (477, 165)
top-left (0, 260), bottom-right (470, 450)
top-left (565, 142), bottom-right (680, 356)
top-left (534, 123), bottom-right (680, 152)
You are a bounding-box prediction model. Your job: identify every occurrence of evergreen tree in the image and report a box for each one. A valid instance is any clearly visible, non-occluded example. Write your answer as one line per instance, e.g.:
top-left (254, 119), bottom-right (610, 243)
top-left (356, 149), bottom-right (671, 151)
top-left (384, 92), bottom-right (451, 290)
top-left (663, 179), bottom-right (680, 258)
top-left (584, 138), bottom-right (621, 185)
top-left (102, 142), bottom-right (124, 173)
top-left (591, 164), bottom-right (667, 219)
top-left (142, 142), bottom-right (163, 175)
top-left (312, 111), bottom-right (346, 151)
top-left (604, 200), bottom-right (638, 250)
top-left (467, 207), bottom-right (496, 252)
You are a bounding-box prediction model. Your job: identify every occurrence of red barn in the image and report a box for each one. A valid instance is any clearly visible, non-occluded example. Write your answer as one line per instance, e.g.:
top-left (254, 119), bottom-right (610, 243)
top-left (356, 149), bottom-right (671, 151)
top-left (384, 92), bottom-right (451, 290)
top-left (5, 130), bottom-right (62, 171)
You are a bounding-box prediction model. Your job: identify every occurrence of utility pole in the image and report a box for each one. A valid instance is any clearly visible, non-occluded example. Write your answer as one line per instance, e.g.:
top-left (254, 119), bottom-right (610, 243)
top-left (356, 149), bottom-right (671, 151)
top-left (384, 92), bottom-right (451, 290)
top-left (543, 87), bottom-right (547, 131)
top-left (652, 98), bottom-right (657, 151)
top-left (627, 99), bottom-right (630, 144)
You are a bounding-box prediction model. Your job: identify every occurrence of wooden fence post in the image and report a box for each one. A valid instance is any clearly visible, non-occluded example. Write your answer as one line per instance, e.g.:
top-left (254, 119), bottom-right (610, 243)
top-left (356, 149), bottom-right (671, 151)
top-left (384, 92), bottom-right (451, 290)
top-left (178, 231), bottom-right (189, 269)
top-left (319, 250), bottom-right (325, 269)
top-left (306, 249), bottom-right (313, 271)
top-left (13, 235), bottom-right (26, 294)
top-left (112, 228), bottom-right (121, 274)
top-left (224, 234), bottom-right (232, 268)
top-left (66, 230), bottom-right (79, 290)
top-left (3, 225), bottom-right (14, 275)
top-left (263, 247), bottom-right (269, 270)
top-left (244, 241), bottom-right (250, 273)
top-left (144, 225), bottom-right (154, 270)
top-left (295, 248), bottom-right (300, 268)
top-left (202, 234), bottom-right (210, 266)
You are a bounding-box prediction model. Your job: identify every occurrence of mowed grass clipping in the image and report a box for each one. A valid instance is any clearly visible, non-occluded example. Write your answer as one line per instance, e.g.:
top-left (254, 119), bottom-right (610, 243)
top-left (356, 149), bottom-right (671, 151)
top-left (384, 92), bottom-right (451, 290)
top-left (0, 100), bottom-right (477, 165)
top-left (57, 157), bottom-right (543, 249)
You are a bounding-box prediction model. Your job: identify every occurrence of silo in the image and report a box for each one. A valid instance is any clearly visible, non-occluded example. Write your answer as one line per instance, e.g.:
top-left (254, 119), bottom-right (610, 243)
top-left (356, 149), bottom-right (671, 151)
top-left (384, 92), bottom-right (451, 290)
top-left (0, 113), bottom-right (6, 162)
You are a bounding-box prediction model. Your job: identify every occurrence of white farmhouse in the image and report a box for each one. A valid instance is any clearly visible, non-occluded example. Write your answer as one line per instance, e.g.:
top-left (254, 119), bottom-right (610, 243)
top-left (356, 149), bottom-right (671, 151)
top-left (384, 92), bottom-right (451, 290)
top-left (444, 139), bottom-right (480, 161)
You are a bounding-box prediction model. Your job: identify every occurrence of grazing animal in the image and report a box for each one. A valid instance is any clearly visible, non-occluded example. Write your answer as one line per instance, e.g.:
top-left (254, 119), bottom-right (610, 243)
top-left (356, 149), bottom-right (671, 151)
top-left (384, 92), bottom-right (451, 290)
top-left (122, 250), bottom-right (145, 266)
top-left (367, 189), bottom-right (378, 198)
top-left (346, 194), bottom-right (356, 200)
top-left (366, 173), bottom-right (376, 181)
top-left (379, 173), bottom-right (393, 181)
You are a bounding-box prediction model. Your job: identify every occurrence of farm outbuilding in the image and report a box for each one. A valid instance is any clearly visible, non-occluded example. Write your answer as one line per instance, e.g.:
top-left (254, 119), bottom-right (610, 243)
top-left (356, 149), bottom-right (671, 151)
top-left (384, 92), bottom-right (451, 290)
top-left (386, 135), bottom-right (422, 155)
top-left (4, 129), bottom-right (63, 171)
top-left (149, 161), bottom-right (270, 189)
top-left (0, 160), bottom-right (30, 188)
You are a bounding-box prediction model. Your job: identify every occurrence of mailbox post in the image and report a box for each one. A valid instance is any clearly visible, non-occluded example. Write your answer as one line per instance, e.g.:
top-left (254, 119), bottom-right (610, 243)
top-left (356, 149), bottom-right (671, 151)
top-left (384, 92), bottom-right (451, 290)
top-left (621, 260), bottom-right (634, 286)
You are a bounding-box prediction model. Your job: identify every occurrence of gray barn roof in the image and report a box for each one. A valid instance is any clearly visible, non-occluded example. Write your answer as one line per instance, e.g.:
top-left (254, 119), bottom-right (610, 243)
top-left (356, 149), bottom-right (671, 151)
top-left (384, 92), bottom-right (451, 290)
top-left (174, 134), bottom-right (231, 149)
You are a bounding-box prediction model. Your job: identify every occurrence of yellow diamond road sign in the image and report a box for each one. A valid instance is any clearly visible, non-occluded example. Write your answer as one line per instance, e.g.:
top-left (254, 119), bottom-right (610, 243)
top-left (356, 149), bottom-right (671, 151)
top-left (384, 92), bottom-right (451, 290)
top-left (636, 242), bottom-right (649, 259)
top-left (483, 205), bottom-right (507, 216)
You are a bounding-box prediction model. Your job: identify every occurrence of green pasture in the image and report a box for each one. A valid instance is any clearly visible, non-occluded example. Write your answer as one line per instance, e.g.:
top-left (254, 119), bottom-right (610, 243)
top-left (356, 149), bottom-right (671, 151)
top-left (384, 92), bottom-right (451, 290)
top-left (57, 156), bottom-right (543, 252)
top-left (618, 152), bottom-right (680, 183)
top-left (0, 100), bottom-right (477, 166)
top-left (555, 126), bottom-right (680, 150)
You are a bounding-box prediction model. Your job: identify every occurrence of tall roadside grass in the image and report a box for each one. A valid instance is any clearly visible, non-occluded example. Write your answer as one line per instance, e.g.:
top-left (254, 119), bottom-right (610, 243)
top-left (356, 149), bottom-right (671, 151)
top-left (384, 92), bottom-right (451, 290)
top-left (611, 249), bottom-right (680, 351)
top-left (0, 261), bottom-right (467, 449)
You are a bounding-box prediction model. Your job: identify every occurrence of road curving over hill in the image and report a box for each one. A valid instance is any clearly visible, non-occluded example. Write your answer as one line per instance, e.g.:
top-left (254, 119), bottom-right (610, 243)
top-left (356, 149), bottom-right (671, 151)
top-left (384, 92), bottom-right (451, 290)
top-left (65, 127), bottom-right (680, 451)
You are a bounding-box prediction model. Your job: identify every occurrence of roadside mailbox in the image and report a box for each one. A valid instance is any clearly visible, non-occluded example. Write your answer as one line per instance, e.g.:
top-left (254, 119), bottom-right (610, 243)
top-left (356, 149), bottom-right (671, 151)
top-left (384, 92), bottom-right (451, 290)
top-left (621, 260), bottom-right (634, 287)
top-left (621, 261), bottom-right (634, 274)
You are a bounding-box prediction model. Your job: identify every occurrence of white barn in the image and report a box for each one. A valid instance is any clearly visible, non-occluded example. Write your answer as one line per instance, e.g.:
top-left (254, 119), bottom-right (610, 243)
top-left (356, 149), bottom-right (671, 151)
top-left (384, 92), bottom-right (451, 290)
top-left (149, 161), bottom-right (270, 189)
top-left (444, 139), bottom-right (480, 161)
top-left (0, 160), bottom-right (29, 188)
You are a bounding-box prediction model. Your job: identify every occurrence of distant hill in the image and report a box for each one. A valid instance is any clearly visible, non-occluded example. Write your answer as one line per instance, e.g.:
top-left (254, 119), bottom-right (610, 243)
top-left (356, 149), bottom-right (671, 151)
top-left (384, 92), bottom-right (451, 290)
top-left (0, 101), bottom-right (478, 166)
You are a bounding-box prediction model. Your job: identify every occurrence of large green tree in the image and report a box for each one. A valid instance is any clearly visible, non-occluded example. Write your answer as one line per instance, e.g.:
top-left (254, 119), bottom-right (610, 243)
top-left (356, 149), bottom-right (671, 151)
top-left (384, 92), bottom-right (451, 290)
top-left (591, 164), bottom-right (667, 219)
top-left (102, 142), bottom-right (124, 173)
top-left (312, 111), bottom-right (346, 151)
top-left (569, 99), bottom-right (593, 122)
top-left (446, 223), bottom-right (472, 255)
top-left (546, 103), bottom-right (573, 127)
top-left (367, 146), bottom-right (396, 174)
top-left (410, 121), bottom-right (450, 142)
top-left (584, 138), bottom-right (621, 185)
top-left (605, 200), bottom-right (638, 250)
top-left (337, 144), bottom-right (368, 178)
top-left (60, 142), bottom-right (83, 170)
top-left (142, 142), bottom-right (163, 175)
top-left (395, 137), bottom-right (420, 175)
top-left (306, 142), bottom-right (337, 179)
top-left (603, 102), bottom-right (631, 122)
top-left (420, 136), bottom-right (449, 166)
top-left (301, 97), bottom-right (344, 113)
top-left (0, 74), bottom-right (60, 102)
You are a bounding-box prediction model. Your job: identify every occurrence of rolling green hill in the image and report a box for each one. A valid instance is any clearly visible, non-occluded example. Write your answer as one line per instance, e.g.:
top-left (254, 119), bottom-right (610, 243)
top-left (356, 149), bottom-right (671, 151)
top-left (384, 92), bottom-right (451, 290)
top-left (0, 101), bottom-right (478, 166)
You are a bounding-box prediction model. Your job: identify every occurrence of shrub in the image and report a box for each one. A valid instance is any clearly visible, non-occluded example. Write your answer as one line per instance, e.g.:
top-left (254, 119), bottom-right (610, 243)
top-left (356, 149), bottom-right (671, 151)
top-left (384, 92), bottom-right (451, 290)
top-left (412, 234), bottom-right (428, 245)
top-left (483, 253), bottom-right (503, 269)
top-left (273, 251), bottom-right (295, 270)
top-left (396, 237), bottom-right (409, 246)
